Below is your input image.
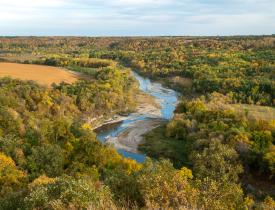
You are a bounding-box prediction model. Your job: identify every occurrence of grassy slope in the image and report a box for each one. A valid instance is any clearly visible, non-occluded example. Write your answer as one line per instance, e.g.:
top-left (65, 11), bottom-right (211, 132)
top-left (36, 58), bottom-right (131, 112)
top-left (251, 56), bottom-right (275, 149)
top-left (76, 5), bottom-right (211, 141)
top-left (232, 104), bottom-right (275, 122)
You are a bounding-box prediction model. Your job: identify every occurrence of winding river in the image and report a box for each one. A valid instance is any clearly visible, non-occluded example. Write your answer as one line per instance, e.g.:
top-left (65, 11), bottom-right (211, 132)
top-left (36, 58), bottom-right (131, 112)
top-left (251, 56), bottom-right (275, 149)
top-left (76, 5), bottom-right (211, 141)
top-left (96, 71), bottom-right (178, 162)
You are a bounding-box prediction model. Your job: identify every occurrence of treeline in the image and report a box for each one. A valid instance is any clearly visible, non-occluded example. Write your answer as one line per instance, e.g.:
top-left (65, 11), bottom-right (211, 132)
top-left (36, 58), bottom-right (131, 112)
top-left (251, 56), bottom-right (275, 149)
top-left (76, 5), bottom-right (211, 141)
top-left (32, 57), bottom-right (115, 77)
top-left (1, 36), bottom-right (274, 106)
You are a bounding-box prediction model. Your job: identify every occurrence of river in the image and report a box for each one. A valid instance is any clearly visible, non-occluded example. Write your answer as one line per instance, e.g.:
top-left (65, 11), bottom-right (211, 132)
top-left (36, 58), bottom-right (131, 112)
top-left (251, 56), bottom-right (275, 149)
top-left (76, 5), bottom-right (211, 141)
top-left (96, 71), bottom-right (178, 162)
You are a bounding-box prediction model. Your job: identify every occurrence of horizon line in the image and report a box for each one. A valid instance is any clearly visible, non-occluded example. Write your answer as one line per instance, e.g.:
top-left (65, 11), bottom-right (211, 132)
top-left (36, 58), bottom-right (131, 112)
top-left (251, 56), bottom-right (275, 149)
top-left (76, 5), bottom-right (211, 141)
top-left (1, 34), bottom-right (275, 38)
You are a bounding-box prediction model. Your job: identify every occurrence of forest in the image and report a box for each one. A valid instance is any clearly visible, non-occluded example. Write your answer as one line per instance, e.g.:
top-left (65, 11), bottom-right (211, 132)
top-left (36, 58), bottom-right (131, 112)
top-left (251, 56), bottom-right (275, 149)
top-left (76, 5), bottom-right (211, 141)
top-left (0, 36), bottom-right (274, 209)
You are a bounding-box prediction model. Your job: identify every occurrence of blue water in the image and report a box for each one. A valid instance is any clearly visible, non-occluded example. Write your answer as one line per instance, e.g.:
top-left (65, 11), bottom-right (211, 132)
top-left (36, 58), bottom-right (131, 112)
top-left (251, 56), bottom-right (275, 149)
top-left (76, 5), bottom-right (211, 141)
top-left (96, 71), bottom-right (178, 162)
top-left (132, 72), bottom-right (178, 120)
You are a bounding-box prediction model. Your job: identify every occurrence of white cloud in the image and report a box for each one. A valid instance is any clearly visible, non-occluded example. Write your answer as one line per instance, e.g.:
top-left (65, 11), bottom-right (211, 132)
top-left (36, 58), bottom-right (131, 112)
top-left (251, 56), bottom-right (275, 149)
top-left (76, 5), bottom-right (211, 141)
top-left (109, 0), bottom-right (174, 6)
top-left (0, 0), bottom-right (274, 35)
top-left (0, 0), bottom-right (67, 8)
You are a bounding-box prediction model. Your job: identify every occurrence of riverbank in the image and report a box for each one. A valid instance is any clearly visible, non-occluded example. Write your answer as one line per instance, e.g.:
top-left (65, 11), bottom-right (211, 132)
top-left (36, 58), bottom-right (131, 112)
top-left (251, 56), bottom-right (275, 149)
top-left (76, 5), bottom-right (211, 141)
top-left (106, 118), bottom-right (165, 153)
top-left (94, 91), bottom-right (161, 130)
top-left (135, 92), bottom-right (161, 118)
top-left (95, 91), bottom-right (164, 153)
top-left (95, 70), bottom-right (178, 161)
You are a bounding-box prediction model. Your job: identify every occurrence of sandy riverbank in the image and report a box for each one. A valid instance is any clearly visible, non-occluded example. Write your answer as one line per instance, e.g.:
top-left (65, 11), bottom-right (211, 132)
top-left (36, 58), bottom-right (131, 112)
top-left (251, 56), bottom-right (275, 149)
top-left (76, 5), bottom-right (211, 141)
top-left (93, 91), bottom-right (161, 130)
top-left (95, 91), bottom-right (164, 153)
top-left (135, 92), bottom-right (162, 118)
top-left (106, 118), bottom-right (165, 153)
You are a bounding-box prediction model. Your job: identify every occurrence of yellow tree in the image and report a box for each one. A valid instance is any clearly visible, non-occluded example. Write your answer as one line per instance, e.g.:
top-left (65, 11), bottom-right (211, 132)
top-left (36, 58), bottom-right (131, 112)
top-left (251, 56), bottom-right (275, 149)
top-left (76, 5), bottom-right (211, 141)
top-left (0, 152), bottom-right (26, 196)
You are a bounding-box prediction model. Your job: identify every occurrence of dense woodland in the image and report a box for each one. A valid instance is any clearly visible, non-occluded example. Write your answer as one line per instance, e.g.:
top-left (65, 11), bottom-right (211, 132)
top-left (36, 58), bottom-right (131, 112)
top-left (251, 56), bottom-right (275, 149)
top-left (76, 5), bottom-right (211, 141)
top-left (0, 36), bottom-right (274, 209)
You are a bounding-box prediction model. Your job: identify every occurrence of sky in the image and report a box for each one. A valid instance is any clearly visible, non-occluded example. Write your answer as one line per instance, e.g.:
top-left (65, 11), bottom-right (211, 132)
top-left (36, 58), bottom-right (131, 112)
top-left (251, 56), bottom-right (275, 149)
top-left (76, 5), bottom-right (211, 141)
top-left (0, 0), bottom-right (275, 36)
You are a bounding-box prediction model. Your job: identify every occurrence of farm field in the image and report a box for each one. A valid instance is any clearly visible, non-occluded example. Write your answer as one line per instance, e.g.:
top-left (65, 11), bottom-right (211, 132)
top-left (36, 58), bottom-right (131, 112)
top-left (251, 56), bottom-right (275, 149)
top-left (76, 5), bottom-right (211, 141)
top-left (0, 62), bottom-right (79, 86)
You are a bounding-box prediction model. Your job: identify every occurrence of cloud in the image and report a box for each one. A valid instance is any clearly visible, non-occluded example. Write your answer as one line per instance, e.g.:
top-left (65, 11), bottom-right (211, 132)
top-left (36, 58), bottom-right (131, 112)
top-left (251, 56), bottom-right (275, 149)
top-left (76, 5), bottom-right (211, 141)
top-left (0, 0), bottom-right (67, 8)
top-left (0, 0), bottom-right (274, 35)
top-left (109, 0), bottom-right (174, 6)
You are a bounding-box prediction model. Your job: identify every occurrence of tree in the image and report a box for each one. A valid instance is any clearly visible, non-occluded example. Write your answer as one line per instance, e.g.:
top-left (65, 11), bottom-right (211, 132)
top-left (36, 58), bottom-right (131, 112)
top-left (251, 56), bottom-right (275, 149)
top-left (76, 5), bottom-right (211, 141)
top-left (195, 177), bottom-right (246, 210)
top-left (137, 159), bottom-right (198, 209)
top-left (249, 130), bottom-right (273, 172)
top-left (263, 149), bottom-right (275, 176)
top-left (25, 175), bottom-right (115, 209)
top-left (192, 141), bottom-right (245, 210)
top-left (27, 144), bottom-right (64, 179)
top-left (255, 196), bottom-right (275, 210)
top-left (0, 152), bottom-right (26, 196)
top-left (192, 140), bottom-right (243, 183)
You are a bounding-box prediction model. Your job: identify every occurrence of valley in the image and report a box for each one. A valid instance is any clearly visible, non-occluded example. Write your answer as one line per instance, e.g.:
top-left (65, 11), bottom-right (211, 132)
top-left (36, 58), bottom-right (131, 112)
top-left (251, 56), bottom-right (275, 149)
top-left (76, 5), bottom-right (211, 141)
top-left (0, 36), bottom-right (274, 210)
top-left (96, 70), bottom-right (178, 161)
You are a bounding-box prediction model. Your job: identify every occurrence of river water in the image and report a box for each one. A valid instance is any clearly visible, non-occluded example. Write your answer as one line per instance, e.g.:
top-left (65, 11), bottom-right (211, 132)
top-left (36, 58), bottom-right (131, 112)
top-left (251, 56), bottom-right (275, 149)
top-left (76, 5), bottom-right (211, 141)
top-left (96, 71), bottom-right (178, 162)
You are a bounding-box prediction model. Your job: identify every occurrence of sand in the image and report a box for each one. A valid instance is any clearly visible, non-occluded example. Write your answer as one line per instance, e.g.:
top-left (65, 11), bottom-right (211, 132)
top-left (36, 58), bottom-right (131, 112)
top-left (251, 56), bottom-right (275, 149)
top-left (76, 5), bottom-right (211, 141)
top-left (104, 91), bottom-right (165, 153)
top-left (106, 118), bottom-right (165, 153)
top-left (0, 62), bottom-right (79, 86)
top-left (135, 92), bottom-right (162, 118)
top-left (93, 90), bottom-right (164, 153)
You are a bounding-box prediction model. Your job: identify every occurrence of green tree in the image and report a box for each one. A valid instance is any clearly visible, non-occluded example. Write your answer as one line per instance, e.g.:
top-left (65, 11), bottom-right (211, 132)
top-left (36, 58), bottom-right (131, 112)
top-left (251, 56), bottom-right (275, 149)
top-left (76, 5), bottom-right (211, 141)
top-left (192, 140), bottom-right (243, 183)
top-left (137, 159), bottom-right (198, 209)
top-left (25, 175), bottom-right (115, 209)
top-left (27, 144), bottom-right (64, 179)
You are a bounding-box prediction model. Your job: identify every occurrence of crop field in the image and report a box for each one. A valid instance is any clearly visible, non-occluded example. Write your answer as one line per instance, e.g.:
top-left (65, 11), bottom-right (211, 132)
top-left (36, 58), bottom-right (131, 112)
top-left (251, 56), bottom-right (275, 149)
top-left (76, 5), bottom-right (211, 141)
top-left (0, 62), bottom-right (79, 86)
